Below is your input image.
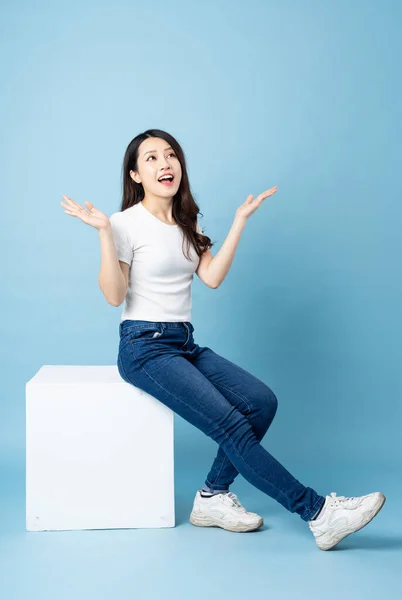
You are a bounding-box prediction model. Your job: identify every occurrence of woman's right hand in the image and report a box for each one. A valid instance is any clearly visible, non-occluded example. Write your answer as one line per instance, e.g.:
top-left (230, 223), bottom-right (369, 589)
top-left (60, 195), bottom-right (110, 231)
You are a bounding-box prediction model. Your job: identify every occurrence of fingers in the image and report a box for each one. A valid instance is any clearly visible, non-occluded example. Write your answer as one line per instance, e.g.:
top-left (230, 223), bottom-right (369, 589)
top-left (60, 195), bottom-right (91, 220)
top-left (261, 186), bottom-right (277, 197)
top-left (265, 185), bottom-right (277, 196)
top-left (245, 186), bottom-right (277, 206)
top-left (61, 205), bottom-right (89, 219)
top-left (256, 186), bottom-right (278, 202)
top-left (61, 194), bottom-right (84, 211)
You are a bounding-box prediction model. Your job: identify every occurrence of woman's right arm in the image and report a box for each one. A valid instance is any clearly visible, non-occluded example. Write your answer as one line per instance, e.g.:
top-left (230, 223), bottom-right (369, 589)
top-left (98, 225), bottom-right (129, 306)
top-left (60, 195), bottom-right (129, 307)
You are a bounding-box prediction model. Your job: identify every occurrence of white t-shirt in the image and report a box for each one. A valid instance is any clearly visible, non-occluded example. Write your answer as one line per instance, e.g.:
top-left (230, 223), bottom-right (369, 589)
top-left (109, 200), bottom-right (203, 322)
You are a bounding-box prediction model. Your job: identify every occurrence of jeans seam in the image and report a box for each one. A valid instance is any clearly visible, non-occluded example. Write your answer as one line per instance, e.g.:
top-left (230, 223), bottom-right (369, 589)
top-left (127, 348), bottom-right (292, 506)
top-left (207, 384), bottom-right (271, 488)
top-left (211, 382), bottom-right (253, 414)
top-left (208, 451), bottom-right (231, 487)
top-left (117, 353), bottom-right (130, 384)
top-left (129, 346), bottom-right (225, 427)
top-left (306, 496), bottom-right (326, 521)
top-left (179, 323), bottom-right (190, 349)
top-left (205, 383), bottom-right (252, 487)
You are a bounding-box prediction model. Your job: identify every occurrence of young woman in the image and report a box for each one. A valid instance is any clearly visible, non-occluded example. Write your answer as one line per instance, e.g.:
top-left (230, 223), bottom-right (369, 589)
top-left (60, 128), bottom-right (386, 550)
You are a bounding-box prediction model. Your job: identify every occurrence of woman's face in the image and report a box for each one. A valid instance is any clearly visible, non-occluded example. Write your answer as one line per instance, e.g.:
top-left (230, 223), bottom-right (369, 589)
top-left (130, 137), bottom-right (182, 198)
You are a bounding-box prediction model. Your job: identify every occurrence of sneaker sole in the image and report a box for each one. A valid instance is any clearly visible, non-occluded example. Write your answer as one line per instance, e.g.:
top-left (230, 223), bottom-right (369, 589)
top-left (189, 511), bottom-right (264, 532)
top-left (316, 492), bottom-right (386, 551)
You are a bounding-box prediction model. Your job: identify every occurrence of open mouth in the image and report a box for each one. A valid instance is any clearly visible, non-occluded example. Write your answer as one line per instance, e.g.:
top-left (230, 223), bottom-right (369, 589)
top-left (158, 175), bottom-right (174, 187)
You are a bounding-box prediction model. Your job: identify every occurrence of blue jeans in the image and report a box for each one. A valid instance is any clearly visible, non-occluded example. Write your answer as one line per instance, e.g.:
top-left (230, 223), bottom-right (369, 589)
top-left (117, 320), bottom-right (326, 522)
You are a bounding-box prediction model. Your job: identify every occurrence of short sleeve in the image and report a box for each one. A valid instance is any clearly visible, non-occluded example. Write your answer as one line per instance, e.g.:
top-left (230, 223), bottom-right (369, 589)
top-left (109, 212), bottom-right (133, 265)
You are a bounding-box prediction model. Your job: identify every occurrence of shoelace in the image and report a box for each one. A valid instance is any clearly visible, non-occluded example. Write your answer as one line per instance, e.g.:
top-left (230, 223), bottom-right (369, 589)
top-left (222, 492), bottom-right (246, 512)
top-left (328, 491), bottom-right (360, 509)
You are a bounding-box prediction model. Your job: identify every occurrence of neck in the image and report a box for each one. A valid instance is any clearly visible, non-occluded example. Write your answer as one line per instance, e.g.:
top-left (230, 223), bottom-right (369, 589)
top-left (141, 195), bottom-right (175, 222)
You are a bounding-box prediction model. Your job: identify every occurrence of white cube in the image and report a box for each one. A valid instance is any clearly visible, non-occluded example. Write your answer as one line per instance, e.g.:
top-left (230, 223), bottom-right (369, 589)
top-left (26, 365), bottom-right (175, 531)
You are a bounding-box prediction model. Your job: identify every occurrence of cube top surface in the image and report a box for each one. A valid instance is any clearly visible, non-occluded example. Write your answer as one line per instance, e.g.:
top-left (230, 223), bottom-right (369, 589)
top-left (26, 365), bottom-right (124, 386)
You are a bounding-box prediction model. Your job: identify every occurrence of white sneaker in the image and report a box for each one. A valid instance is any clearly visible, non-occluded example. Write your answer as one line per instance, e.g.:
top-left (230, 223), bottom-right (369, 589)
top-left (189, 491), bottom-right (264, 532)
top-left (308, 491), bottom-right (386, 550)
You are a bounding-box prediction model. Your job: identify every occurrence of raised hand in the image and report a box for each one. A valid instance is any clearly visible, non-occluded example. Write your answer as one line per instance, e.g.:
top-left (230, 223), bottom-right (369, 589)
top-left (60, 195), bottom-right (110, 231)
top-left (235, 186), bottom-right (278, 221)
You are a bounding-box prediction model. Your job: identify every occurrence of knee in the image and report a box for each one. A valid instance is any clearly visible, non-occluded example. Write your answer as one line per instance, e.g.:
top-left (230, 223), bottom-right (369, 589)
top-left (267, 387), bottom-right (278, 417)
top-left (256, 386), bottom-right (278, 423)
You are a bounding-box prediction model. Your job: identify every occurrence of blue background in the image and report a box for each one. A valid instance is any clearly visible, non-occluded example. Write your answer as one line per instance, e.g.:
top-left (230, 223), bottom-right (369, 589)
top-left (1, 0), bottom-right (401, 597)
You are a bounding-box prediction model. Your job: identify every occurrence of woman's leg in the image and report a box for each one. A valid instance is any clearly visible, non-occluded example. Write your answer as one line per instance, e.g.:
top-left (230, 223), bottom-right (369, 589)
top-left (118, 322), bottom-right (325, 522)
top-left (191, 346), bottom-right (278, 492)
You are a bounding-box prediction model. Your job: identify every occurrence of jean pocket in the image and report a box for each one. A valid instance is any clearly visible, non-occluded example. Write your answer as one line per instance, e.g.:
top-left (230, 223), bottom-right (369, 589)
top-left (128, 324), bottom-right (164, 343)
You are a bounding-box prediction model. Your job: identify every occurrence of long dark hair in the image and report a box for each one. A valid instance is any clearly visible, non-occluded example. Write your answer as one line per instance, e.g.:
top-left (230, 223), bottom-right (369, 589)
top-left (120, 129), bottom-right (214, 261)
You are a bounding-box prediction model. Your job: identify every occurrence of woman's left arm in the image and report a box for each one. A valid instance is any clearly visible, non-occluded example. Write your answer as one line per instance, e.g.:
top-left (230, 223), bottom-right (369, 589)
top-left (199, 186), bottom-right (278, 289)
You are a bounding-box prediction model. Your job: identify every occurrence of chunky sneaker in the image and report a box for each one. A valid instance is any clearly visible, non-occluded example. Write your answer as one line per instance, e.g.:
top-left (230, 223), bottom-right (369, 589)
top-left (189, 491), bottom-right (264, 532)
top-left (308, 491), bottom-right (386, 550)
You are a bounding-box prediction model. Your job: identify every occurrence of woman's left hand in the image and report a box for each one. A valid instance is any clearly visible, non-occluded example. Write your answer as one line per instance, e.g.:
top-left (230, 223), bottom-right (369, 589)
top-left (235, 185), bottom-right (278, 221)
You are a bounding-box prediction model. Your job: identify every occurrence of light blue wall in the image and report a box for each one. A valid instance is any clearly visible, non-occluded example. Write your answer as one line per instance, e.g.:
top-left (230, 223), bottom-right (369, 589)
top-left (1, 0), bottom-right (401, 476)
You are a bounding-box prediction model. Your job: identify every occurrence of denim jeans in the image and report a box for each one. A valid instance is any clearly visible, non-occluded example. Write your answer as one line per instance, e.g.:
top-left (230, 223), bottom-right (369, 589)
top-left (117, 320), bottom-right (326, 522)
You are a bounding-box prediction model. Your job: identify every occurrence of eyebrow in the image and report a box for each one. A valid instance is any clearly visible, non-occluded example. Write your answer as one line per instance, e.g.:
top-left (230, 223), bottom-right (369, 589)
top-left (143, 146), bottom-right (173, 157)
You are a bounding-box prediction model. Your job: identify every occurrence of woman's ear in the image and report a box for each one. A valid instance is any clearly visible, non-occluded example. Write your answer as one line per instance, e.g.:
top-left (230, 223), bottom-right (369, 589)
top-left (130, 169), bottom-right (141, 184)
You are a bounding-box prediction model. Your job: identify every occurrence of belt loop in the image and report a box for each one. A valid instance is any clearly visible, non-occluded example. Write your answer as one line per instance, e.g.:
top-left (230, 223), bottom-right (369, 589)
top-left (182, 322), bottom-right (190, 345)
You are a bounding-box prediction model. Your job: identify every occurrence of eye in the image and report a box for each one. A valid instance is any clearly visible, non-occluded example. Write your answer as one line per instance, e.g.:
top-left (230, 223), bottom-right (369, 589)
top-left (146, 152), bottom-right (177, 161)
